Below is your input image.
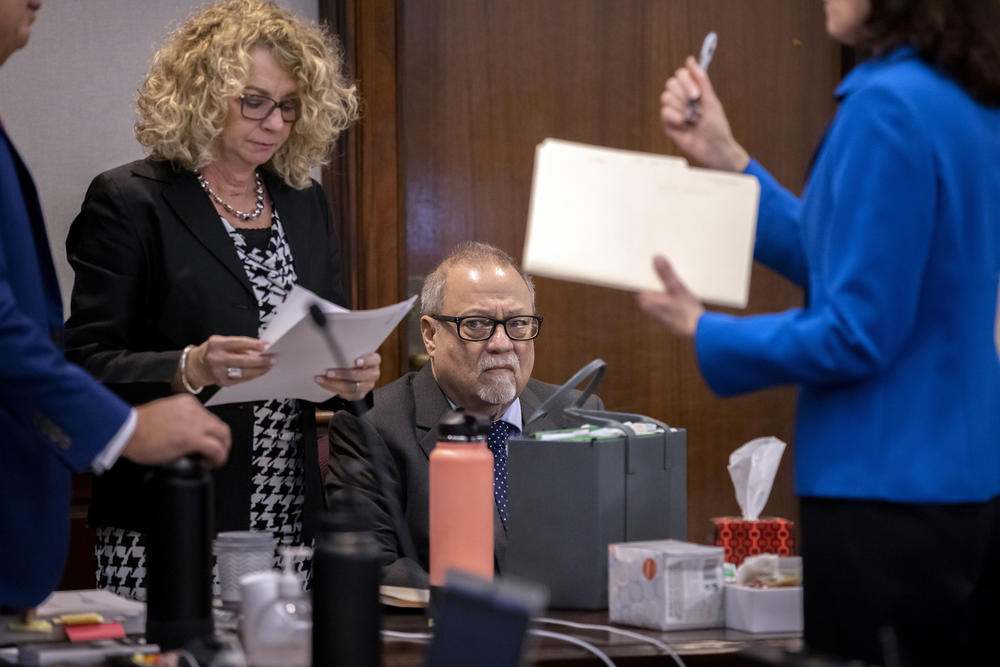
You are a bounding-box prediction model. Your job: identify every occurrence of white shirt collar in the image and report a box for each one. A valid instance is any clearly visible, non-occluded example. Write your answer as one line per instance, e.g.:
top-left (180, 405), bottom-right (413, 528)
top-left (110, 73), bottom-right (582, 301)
top-left (444, 395), bottom-right (523, 434)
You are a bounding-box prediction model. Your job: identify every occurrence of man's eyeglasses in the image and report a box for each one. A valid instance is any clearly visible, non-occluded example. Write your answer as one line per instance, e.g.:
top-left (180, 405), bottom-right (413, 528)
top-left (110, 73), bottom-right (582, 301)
top-left (430, 314), bottom-right (543, 342)
top-left (240, 93), bottom-right (299, 123)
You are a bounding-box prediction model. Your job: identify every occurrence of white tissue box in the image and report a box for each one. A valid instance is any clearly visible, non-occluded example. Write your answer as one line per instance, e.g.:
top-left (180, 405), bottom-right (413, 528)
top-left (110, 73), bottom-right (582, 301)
top-left (608, 540), bottom-right (725, 631)
top-left (724, 584), bottom-right (803, 633)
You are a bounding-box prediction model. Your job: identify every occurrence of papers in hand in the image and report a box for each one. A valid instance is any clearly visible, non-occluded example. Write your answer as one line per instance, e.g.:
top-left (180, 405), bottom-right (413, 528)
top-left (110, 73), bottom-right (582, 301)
top-left (206, 286), bottom-right (417, 406)
top-left (523, 138), bottom-right (760, 308)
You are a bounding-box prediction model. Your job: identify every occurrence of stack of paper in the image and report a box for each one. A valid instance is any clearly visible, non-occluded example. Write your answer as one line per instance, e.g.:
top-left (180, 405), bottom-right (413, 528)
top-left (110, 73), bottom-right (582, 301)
top-left (523, 138), bottom-right (760, 308)
top-left (379, 585), bottom-right (429, 608)
top-left (207, 286), bottom-right (416, 406)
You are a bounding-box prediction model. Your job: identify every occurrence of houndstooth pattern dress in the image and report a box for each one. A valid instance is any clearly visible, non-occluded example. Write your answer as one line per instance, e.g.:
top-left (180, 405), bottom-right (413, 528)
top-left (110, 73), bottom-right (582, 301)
top-left (95, 209), bottom-right (311, 600)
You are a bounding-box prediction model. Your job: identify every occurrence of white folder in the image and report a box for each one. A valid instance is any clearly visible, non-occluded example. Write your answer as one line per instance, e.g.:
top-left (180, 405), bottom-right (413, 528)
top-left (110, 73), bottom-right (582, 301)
top-left (523, 138), bottom-right (760, 308)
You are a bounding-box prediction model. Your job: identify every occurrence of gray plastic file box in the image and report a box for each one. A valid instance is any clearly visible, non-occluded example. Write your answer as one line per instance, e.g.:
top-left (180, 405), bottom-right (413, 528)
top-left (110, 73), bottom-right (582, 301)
top-left (504, 361), bottom-right (687, 609)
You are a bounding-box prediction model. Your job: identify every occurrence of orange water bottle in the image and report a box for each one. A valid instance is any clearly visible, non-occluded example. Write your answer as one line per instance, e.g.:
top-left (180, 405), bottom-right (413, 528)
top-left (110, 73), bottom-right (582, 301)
top-left (429, 410), bottom-right (494, 592)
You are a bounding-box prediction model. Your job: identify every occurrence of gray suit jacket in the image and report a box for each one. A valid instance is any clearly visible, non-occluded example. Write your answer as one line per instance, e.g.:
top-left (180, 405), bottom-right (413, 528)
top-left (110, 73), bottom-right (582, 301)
top-left (326, 364), bottom-right (603, 588)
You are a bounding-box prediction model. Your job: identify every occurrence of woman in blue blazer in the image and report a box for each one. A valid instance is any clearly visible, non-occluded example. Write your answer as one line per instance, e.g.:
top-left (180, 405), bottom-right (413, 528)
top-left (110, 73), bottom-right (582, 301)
top-left (644, 1), bottom-right (1000, 665)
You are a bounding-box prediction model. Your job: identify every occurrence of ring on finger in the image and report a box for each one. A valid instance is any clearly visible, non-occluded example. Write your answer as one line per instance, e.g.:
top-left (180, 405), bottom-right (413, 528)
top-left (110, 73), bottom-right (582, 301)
top-left (227, 367), bottom-right (243, 379)
top-left (354, 380), bottom-right (361, 393)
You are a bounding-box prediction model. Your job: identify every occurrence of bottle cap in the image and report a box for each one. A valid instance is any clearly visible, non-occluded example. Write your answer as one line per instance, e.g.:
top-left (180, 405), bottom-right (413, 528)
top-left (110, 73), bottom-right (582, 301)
top-left (157, 454), bottom-right (207, 477)
top-left (214, 531), bottom-right (276, 551)
top-left (437, 410), bottom-right (490, 439)
top-left (277, 546), bottom-right (311, 597)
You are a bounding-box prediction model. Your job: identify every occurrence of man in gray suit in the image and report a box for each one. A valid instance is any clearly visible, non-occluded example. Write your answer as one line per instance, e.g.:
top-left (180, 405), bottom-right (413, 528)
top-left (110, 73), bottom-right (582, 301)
top-left (326, 242), bottom-right (601, 587)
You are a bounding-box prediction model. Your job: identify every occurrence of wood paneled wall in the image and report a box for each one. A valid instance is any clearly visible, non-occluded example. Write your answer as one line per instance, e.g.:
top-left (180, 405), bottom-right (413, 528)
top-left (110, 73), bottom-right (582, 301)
top-left (329, 0), bottom-right (842, 542)
top-left (322, 0), bottom-right (408, 375)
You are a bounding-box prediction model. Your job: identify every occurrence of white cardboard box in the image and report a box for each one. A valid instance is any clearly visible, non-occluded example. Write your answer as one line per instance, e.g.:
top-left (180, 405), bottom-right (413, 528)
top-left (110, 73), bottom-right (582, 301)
top-left (724, 584), bottom-right (803, 633)
top-left (608, 539), bottom-right (725, 631)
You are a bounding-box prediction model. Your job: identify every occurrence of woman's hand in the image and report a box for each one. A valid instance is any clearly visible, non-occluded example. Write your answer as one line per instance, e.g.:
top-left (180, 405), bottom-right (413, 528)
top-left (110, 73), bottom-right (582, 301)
top-left (314, 351), bottom-right (382, 401)
top-left (660, 56), bottom-right (750, 172)
top-left (184, 335), bottom-right (273, 389)
top-left (637, 255), bottom-right (705, 338)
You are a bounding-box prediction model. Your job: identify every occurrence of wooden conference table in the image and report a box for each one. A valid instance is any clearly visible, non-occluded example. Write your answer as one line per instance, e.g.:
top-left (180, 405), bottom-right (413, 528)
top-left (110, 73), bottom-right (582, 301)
top-left (1, 608), bottom-right (802, 666)
top-left (382, 609), bottom-right (803, 666)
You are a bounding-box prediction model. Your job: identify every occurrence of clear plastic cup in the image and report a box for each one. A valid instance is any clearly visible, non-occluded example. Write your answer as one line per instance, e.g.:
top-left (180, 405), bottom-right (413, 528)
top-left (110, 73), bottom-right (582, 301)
top-left (776, 555), bottom-right (803, 586)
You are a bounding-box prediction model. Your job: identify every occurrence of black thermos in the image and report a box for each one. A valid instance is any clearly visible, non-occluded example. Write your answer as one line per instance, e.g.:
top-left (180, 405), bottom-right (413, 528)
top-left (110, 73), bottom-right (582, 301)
top-left (144, 455), bottom-right (214, 651)
top-left (313, 487), bottom-right (382, 667)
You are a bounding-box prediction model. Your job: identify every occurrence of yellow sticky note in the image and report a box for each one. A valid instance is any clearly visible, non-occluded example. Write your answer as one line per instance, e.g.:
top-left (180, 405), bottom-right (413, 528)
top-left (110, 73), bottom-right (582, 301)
top-left (8, 619), bottom-right (53, 632)
top-left (56, 612), bottom-right (104, 626)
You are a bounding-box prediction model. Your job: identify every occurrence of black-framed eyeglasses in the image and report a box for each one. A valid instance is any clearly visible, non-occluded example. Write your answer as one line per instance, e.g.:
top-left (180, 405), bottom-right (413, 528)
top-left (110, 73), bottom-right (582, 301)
top-left (239, 93), bottom-right (299, 123)
top-left (430, 314), bottom-right (543, 341)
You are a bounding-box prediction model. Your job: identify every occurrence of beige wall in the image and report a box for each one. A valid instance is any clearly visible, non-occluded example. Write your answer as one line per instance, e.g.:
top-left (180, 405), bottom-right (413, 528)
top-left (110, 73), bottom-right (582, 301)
top-left (0, 0), bottom-right (317, 314)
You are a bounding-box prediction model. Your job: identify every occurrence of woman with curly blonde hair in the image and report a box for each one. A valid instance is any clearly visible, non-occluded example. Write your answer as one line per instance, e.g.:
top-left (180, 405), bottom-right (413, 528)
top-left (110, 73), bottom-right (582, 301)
top-left (64, 0), bottom-right (379, 599)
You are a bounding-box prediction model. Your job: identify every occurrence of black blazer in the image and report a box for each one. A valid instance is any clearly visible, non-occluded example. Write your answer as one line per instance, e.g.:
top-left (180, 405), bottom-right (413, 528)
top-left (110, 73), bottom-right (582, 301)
top-left (65, 157), bottom-right (351, 537)
top-left (326, 364), bottom-right (603, 588)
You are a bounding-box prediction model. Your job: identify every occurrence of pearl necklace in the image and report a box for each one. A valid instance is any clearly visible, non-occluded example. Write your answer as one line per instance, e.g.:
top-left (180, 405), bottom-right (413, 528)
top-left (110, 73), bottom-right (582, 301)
top-left (196, 170), bottom-right (265, 221)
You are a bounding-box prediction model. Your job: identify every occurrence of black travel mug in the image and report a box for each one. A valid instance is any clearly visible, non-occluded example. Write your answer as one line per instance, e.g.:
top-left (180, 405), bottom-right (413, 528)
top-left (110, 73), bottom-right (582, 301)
top-left (312, 485), bottom-right (382, 667)
top-left (144, 455), bottom-right (214, 651)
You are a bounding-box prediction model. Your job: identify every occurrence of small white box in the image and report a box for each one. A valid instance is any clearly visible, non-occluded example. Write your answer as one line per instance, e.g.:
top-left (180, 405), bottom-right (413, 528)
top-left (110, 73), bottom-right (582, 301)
top-left (724, 584), bottom-right (803, 633)
top-left (608, 539), bottom-right (725, 631)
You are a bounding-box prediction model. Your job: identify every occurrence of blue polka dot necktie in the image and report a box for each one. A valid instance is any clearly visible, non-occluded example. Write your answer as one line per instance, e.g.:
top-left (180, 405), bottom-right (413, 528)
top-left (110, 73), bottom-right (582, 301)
top-left (487, 420), bottom-right (514, 527)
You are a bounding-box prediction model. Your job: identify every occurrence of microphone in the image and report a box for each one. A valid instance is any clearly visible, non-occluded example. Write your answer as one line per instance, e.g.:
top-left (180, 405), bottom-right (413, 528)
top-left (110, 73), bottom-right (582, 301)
top-left (308, 302), bottom-right (420, 566)
top-left (308, 304), bottom-right (363, 410)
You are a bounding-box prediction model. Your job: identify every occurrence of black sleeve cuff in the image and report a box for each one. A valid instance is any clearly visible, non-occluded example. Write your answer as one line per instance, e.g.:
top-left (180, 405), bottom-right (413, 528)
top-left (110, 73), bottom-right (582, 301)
top-left (316, 391), bottom-right (374, 416)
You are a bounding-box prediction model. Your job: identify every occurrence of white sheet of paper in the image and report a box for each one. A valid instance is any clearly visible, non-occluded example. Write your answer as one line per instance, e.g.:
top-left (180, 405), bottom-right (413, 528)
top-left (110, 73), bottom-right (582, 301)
top-left (523, 138), bottom-right (760, 308)
top-left (36, 589), bottom-right (145, 617)
top-left (206, 286), bottom-right (417, 406)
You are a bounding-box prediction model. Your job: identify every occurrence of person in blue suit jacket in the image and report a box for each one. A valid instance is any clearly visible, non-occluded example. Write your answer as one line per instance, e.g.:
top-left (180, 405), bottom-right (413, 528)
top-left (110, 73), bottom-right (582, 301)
top-left (0, 0), bottom-right (231, 612)
top-left (643, 1), bottom-right (1000, 665)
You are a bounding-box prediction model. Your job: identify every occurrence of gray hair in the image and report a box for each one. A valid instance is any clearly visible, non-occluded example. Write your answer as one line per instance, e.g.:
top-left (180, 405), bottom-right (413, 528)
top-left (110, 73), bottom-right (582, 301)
top-left (420, 242), bottom-right (536, 315)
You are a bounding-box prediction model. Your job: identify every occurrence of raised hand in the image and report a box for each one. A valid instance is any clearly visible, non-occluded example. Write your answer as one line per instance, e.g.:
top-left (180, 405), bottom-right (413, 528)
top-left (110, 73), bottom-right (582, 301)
top-left (660, 56), bottom-right (750, 172)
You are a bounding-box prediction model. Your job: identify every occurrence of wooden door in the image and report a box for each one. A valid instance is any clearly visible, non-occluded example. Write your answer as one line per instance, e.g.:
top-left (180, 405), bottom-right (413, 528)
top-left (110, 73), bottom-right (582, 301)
top-left (331, 0), bottom-right (842, 542)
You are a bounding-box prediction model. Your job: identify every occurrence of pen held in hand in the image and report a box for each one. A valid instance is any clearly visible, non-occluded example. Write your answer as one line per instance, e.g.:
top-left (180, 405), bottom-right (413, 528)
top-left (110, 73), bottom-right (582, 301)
top-left (684, 31), bottom-right (718, 124)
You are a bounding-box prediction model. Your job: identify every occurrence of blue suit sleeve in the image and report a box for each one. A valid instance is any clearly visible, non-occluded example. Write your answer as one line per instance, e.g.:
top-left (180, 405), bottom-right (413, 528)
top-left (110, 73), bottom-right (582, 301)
top-left (696, 86), bottom-right (936, 396)
top-left (745, 160), bottom-right (808, 287)
top-left (0, 251), bottom-right (131, 473)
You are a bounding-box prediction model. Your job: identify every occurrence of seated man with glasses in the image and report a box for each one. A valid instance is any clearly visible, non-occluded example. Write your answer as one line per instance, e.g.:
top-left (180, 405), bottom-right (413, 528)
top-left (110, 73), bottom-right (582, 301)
top-left (326, 241), bottom-right (602, 588)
